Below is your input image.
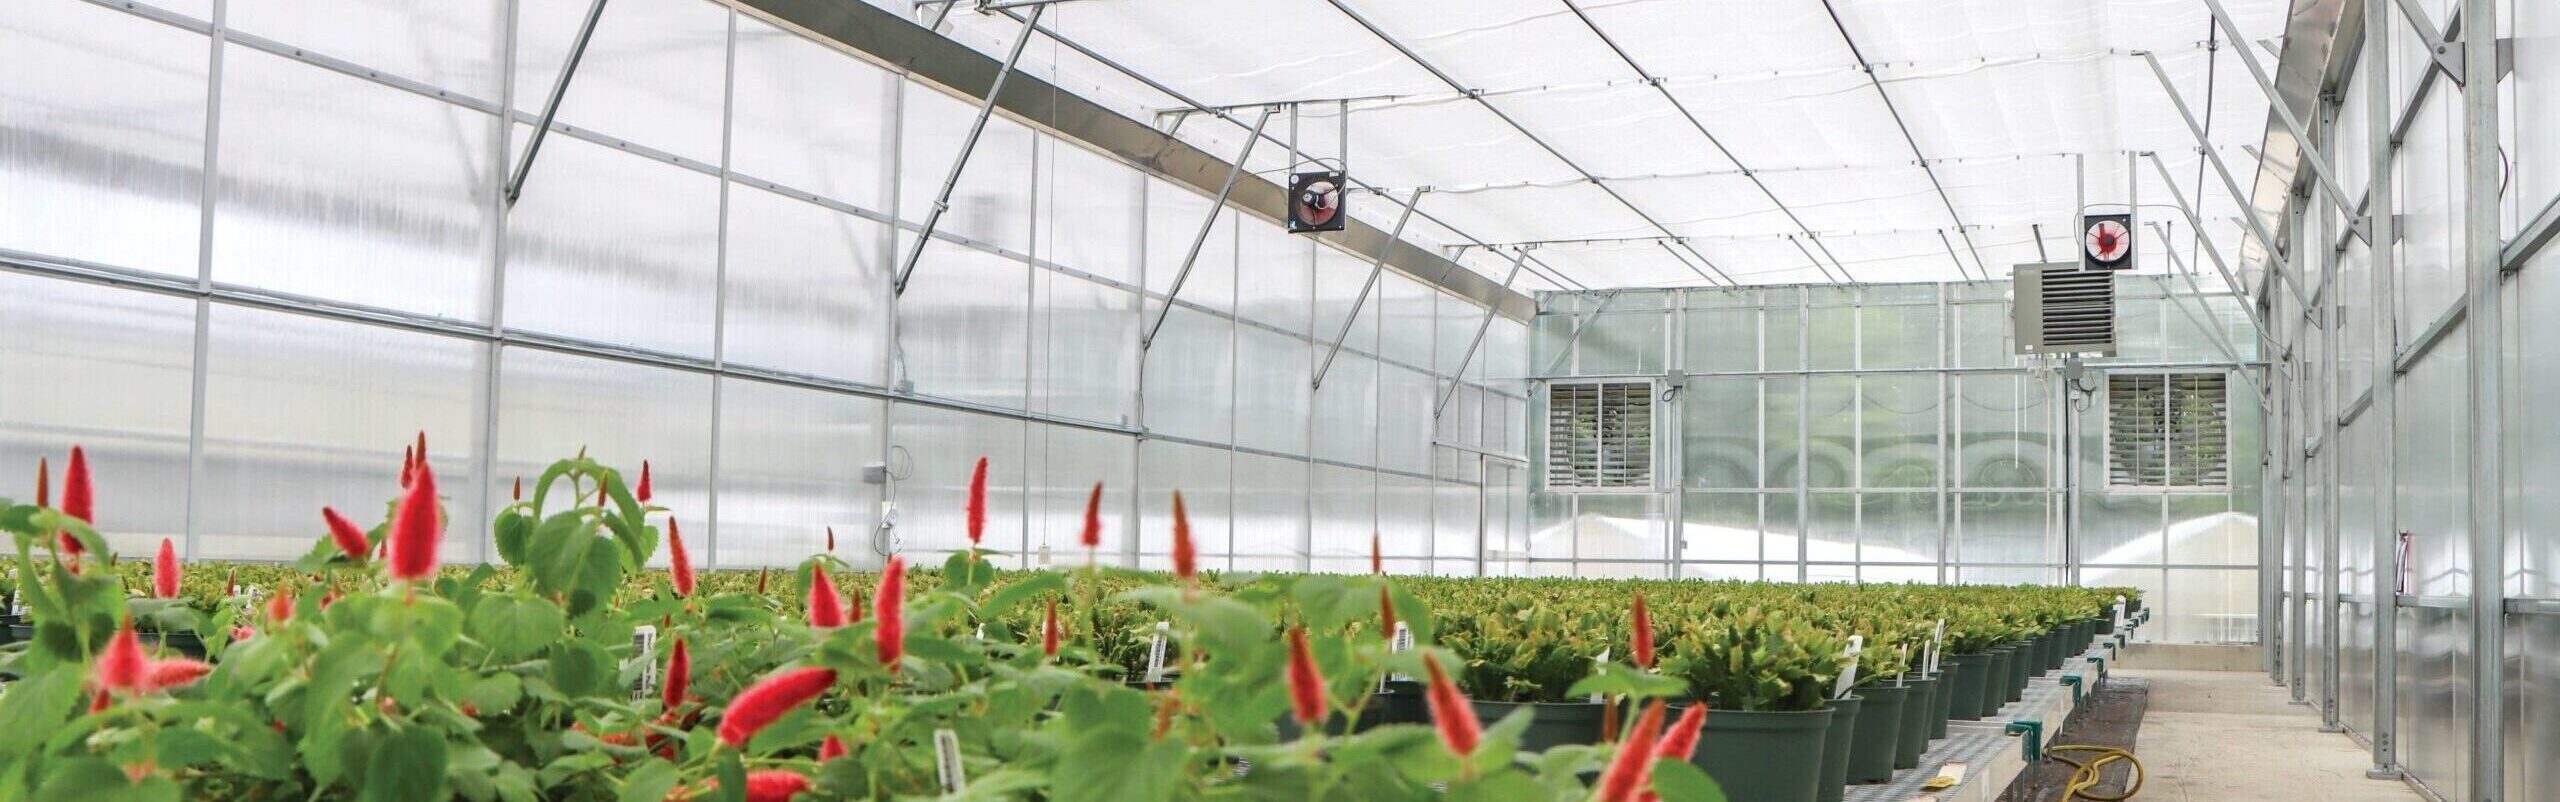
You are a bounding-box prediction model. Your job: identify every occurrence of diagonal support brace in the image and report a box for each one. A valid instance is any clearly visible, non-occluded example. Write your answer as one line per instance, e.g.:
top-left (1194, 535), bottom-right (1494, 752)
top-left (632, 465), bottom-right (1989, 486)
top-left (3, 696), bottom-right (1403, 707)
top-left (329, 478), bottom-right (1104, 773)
top-left (2143, 151), bottom-right (2315, 316)
top-left (2137, 50), bottom-right (2296, 261)
top-left (506, 0), bottom-right (610, 207)
top-left (1312, 189), bottom-right (1426, 390)
top-left (1434, 247), bottom-right (1531, 418)
top-left (1143, 106), bottom-right (1275, 349)
top-left (892, 3), bottom-right (1048, 296)
top-left (2200, 0), bottom-right (2367, 237)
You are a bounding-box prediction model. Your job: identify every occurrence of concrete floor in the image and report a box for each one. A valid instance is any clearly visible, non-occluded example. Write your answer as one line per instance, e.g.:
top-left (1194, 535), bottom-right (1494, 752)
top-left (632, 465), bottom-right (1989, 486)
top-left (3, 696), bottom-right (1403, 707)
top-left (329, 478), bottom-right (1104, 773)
top-left (2121, 669), bottom-right (2422, 802)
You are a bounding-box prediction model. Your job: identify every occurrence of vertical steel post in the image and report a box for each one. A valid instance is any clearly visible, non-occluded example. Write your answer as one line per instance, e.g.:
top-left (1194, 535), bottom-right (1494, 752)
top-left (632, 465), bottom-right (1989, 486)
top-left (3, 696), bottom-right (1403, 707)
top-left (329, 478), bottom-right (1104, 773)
top-left (2460, 0), bottom-right (2506, 796)
top-left (2317, 96), bottom-right (2344, 729)
top-left (893, 3), bottom-right (1048, 295)
top-left (1143, 106), bottom-right (1273, 349)
top-left (507, 0), bottom-right (610, 206)
top-left (2288, 194), bottom-right (2310, 702)
top-left (2363, 0), bottom-right (2402, 775)
top-left (1313, 190), bottom-right (1425, 389)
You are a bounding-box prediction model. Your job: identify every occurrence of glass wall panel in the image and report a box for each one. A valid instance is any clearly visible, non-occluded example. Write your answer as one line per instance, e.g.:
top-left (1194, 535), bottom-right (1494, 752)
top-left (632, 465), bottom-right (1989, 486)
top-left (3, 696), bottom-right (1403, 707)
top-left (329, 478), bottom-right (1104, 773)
top-left (513, 0), bottom-right (727, 163)
top-left (494, 348), bottom-right (714, 561)
top-left (1235, 215), bottom-right (1311, 336)
top-left (1957, 374), bottom-right (2049, 489)
top-left (1379, 473), bottom-right (1432, 560)
top-left (731, 18), bottom-right (890, 208)
top-left (1379, 273), bottom-right (1435, 371)
top-left (1376, 365), bottom-right (1434, 474)
top-left (1573, 494), bottom-right (1663, 562)
top-left (1685, 304), bottom-right (1758, 373)
top-left (1141, 306), bottom-right (1233, 443)
top-left (899, 86), bottom-right (1033, 252)
top-left (1033, 270), bottom-right (1139, 425)
top-left (1434, 478), bottom-right (1480, 572)
top-left (1956, 491), bottom-right (2049, 565)
top-left (1859, 301), bottom-right (1938, 370)
top-left (2081, 492), bottom-right (2166, 567)
top-left (897, 240), bottom-right (1030, 408)
top-left (1136, 438), bottom-right (1224, 568)
top-left (1580, 311), bottom-right (1667, 374)
top-left (1311, 464), bottom-right (1376, 571)
top-left (1143, 181), bottom-right (1236, 314)
top-left (722, 185), bottom-right (889, 383)
top-left (1765, 376), bottom-right (1801, 487)
top-left (502, 130), bottom-right (721, 356)
top-left (0, 275), bottom-right (196, 555)
top-left (1953, 302), bottom-right (2010, 368)
top-left (1231, 452), bottom-right (1307, 562)
top-left (1311, 352), bottom-right (1377, 467)
top-left (233, 0), bottom-right (506, 99)
top-left (1806, 491), bottom-right (1857, 563)
top-left (1806, 376), bottom-right (1856, 487)
top-left (0, 2), bottom-right (209, 276)
top-left (1682, 492), bottom-right (1758, 562)
top-left (1808, 305), bottom-right (1856, 370)
top-left (1029, 425), bottom-right (1128, 566)
top-left (1861, 374), bottom-right (1938, 488)
top-left (714, 379), bottom-right (880, 567)
top-left (891, 404), bottom-right (1031, 561)
top-left (1683, 377), bottom-right (1759, 488)
top-left (1860, 491), bottom-right (1935, 563)
top-left (1763, 491), bottom-right (1801, 577)
top-left (1235, 327), bottom-right (1311, 456)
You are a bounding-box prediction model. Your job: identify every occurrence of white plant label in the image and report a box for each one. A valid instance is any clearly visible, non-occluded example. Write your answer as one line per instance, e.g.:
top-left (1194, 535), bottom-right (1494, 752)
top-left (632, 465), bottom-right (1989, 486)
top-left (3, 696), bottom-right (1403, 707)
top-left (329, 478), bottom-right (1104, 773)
top-left (630, 625), bottom-right (660, 701)
top-left (933, 728), bottom-right (966, 793)
top-left (1381, 622), bottom-right (1417, 688)
top-left (1927, 619), bottom-right (1946, 675)
top-left (1832, 636), bottom-right (1865, 699)
top-left (1143, 621), bottom-right (1171, 683)
top-left (974, 623), bottom-right (986, 641)
top-left (1894, 645), bottom-right (1910, 686)
top-left (2113, 595), bottom-right (2127, 629)
top-left (1589, 648), bottom-right (1611, 703)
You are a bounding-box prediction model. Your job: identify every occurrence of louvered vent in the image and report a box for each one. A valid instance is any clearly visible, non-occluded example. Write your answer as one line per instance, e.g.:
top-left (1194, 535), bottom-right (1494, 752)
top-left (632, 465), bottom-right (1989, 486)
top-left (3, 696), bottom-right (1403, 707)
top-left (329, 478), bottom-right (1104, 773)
top-left (1546, 381), bottom-right (1654, 490)
top-left (2108, 372), bottom-right (2230, 488)
top-left (2014, 263), bottom-right (2117, 356)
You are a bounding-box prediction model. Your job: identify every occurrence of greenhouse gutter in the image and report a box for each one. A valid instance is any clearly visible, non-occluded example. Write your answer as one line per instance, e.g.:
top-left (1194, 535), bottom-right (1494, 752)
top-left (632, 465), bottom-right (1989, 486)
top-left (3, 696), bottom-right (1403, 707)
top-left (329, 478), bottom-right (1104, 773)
top-left (726, 0), bottom-right (1535, 322)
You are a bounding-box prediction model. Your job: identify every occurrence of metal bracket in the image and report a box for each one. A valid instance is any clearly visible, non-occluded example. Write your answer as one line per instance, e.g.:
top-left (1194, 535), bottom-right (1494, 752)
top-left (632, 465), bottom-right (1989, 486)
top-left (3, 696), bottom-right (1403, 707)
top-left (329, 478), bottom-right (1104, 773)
top-left (2086, 655), bottom-right (2107, 682)
top-left (2004, 720), bottom-right (2044, 762)
top-left (2060, 674), bottom-right (2085, 704)
top-left (1312, 189), bottom-right (1427, 390)
top-left (893, 3), bottom-right (1049, 296)
top-left (1143, 105), bottom-right (1275, 349)
top-left (2426, 38), bottom-right (2515, 86)
top-left (505, 0), bottom-right (611, 207)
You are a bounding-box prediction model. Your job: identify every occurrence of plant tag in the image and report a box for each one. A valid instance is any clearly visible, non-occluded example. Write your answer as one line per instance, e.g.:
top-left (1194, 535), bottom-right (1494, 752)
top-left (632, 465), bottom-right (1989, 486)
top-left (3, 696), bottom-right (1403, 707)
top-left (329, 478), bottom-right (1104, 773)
top-left (2395, 532), bottom-right (2413, 595)
top-left (1144, 621), bottom-right (1171, 683)
top-left (975, 623), bottom-right (986, 640)
top-left (1927, 619), bottom-right (1945, 674)
top-left (2113, 596), bottom-right (2127, 629)
top-left (1895, 645), bottom-right (1910, 686)
top-left (1589, 649), bottom-right (1610, 703)
top-left (1380, 622), bottom-right (1416, 688)
top-left (932, 728), bottom-right (965, 793)
top-left (1037, 541), bottom-right (1052, 568)
top-left (1832, 636), bottom-right (1864, 699)
top-left (630, 625), bottom-right (660, 701)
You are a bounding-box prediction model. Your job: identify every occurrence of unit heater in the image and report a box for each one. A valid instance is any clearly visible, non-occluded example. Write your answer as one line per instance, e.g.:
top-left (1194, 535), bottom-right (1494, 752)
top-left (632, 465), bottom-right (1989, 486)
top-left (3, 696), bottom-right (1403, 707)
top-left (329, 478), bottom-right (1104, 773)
top-left (2012, 262), bottom-right (2117, 356)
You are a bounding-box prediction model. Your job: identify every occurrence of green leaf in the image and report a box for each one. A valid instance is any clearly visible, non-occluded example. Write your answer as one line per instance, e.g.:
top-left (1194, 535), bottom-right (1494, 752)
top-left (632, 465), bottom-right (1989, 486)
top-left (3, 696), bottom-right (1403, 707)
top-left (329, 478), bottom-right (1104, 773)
top-left (359, 726), bottom-right (451, 802)
top-left (1648, 761), bottom-right (1729, 802)
top-left (36, 759), bottom-right (179, 802)
top-left (713, 750), bottom-right (747, 802)
top-left (616, 760), bottom-right (680, 802)
top-left (548, 641), bottom-right (610, 699)
top-left (469, 594), bottom-right (566, 661)
top-left (493, 509), bottom-right (532, 567)
top-left (0, 666), bottom-right (81, 755)
top-left (1051, 730), bottom-right (1184, 802)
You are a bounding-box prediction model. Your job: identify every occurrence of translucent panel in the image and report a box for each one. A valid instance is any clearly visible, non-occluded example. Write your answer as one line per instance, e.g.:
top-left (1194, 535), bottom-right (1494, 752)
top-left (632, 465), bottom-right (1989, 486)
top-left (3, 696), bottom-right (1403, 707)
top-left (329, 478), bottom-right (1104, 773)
top-left (513, 0), bottom-right (726, 162)
top-left (1142, 306), bottom-right (1233, 443)
top-left (1572, 494), bottom-right (1663, 562)
top-left (1861, 374), bottom-right (1938, 487)
top-left (1378, 474), bottom-right (1431, 559)
top-left (1805, 376), bottom-right (1856, 487)
top-left (1037, 138), bottom-right (1142, 285)
top-left (1376, 365), bottom-right (1434, 474)
top-left (1763, 492), bottom-right (1801, 572)
top-left (730, 18), bottom-right (889, 208)
top-left (197, 308), bottom-right (484, 560)
top-left (721, 184), bottom-right (890, 383)
top-left (502, 129), bottom-right (720, 356)
top-left (2165, 568), bottom-right (2259, 644)
top-left (1766, 299), bottom-right (1805, 370)
top-left (2081, 492), bottom-right (2165, 566)
top-left (231, 0), bottom-right (504, 97)
top-left (899, 86), bottom-right (1035, 252)
top-left (1960, 566), bottom-right (2052, 585)
top-left (897, 240), bottom-right (1029, 408)
top-left (1434, 479), bottom-right (1479, 566)
top-left (1315, 245), bottom-right (1380, 359)
top-left (1805, 491), bottom-right (1857, 563)
top-left (494, 348), bottom-right (713, 559)
top-left (1032, 270), bottom-right (1138, 425)
top-left (1234, 326), bottom-right (1311, 456)
top-left (1765, 376), bottom-right (1801, 487)
top-left (891, 404), bottom-right (1031, 559)
top-left (1236, 217), bottom-right (1313, 337)
top-left (1310, 464), bottom-right (1375, 562)
top-left (1957, 373), bottom-right (2050, 489)
top-left (1578, 311), bottom-right (1667, 374)
top-left (1858, 301), bottom-right (1940, 370)
top-left (1956, 492), bottom-right (2050, 565)
top-left (1435, 384), bottom-right (1484, 451)
top-left (0, 3), bottom-right (207, 275)
top-left (1378, 272), bottom-right (1435, 371)
top-left (1862, 564), bottom-right (1937, 583)
top-left (1685, 306), bottom-right (1759, 373)
top-left (713, 379), bottom-right (881, 567)
top-left (1135, 438), bottom-right (1220, 565)
top-left (1954, 304), bottom-right (2012, 368)
top-left (213, 48), bottom-right (495, 320)
top-left (1143, 179), bottom-right (1234, 313)
top-left (0, 275), bottom-right (195, 555)
top-left (1860, 491), bottom-right (1935, 563)
top-left (2167, 493), bottom-right (2254, 567)
top-left (1029, 425), bottom-right (1131, 561)
top-left (1434, 291), bottom-right (1481, 381)
top-left (1682, 377), bottom-right (1759, 488)
top-left (1682, 492), bottom-right (1758, 562)
top-left (1231, 452), bottom-right (1307, 559)
top-left (1311, 351), bottom-right (1376, 467)
top-left (1807, 305), bottom-right (1856, 370)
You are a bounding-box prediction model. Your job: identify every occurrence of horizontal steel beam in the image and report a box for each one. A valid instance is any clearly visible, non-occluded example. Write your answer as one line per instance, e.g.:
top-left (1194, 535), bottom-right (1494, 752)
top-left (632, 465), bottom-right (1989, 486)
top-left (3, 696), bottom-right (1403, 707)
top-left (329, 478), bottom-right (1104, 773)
top-left (2396, 594), bottom-right (2470, 610)
top-left (2507, 598), bottom-right (2560, 616)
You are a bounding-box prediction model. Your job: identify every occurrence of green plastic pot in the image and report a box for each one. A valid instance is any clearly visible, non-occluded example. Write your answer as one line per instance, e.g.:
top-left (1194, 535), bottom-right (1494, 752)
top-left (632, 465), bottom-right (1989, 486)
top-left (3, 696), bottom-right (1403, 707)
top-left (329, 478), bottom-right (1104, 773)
top-left (2004, 640), bottom-right (2032, 703)
top-left (0, 615), bottom-right (17, 647)
top-left (1691, 707), bottom-right (1832, 802)
top-left (1470, 700), bottom-right (1609, 754)
top-left (1943, 653), bottom-right (1989, 721)
top-left (1373, 680), bottom-right (1431, 725)
top-left (2046, 630), bottom-right (2069, 670)
top-left (1846, 683), bottom-right (1906, 784)
top-left (1977, 647), bottom-right (2013, 717)
top-left (1895, 676), bottom-right (1937, 769)
top-left (1930, 667), bottom-right (1956, 738)
top-left (2096, 614), bottom-right (2117, 635)
top-left (1814, 696), bottom-right (1862, 802)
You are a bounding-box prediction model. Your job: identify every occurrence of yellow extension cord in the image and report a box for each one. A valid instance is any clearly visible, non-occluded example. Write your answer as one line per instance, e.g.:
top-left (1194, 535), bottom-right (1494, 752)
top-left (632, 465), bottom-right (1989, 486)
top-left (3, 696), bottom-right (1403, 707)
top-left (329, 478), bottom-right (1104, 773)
top-left (2047, 744), bottom-right (2145, 802)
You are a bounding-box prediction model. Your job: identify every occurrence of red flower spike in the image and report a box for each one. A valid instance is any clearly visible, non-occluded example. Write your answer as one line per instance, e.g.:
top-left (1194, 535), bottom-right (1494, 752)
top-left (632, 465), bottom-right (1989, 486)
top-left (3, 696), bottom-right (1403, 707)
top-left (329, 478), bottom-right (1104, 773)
top-left (1378, 585), bottom-right (1398, 641)
top-left (806, 568), bottom-right (846, 629)
top-left (849, 587), bottom-right (864, 623)
top-left (1655, 704), bottom-right (1708, 762)
top-left (400, 446), bottom-right (414, 489)
top-left (512, 476), bottom-right (523, 501)
top-left (143, 659), bottom-right (213, 693)
top-left (667, 518), bottom-right (696, 597)
top-left (1078, 482), bottom-right (1103, 549)
top-left (60, 446), bottom-right (92, 557)
top-left (874, 556), bottom-right (905, 671)
top-left (227, 569), bottom-right (238, 598)
top-left (1371, 532), bottom-right (1383, 576)
top-left (96, 620), bottom-right (148, 693)
top-left (1170, 491), bottom-right (1197, 581)
top-left (741, 770), bottom-right (813, 802)
top-left (1631, 593), bottom-right (1655, 671)
top-left (414, 431), bottom-right (427, 467)
top-left (266, 585), bottom-right (295, 623)
top-left (1420, 654), bottom-right (1480, 757)
top-left (818, 735), bottom-right (848, 762)
top-left (388, 460), bottom-right (442, 581)
top-left (152, 538), bottom-right (179, 599)
top-left (825, 527), bottom-right (835, 553)
top-left (230, 626), bottom-right (256, 642)
top-left (662, 638), bottom-right (691, 710)
top-left (716, 666), bottom-right (837, 748)
top-left (1595, 701), bottom-right (1668, 802)
top-left (322, 507), bottom-right (369, 563)
top-left (89, 690), bottom-right (111, 714)
top-left (755, 567), bottom-right (769, 595)
top-left (636, 460), bottom-right (653, 503)
top-left (1041, 597), bottom-right (1063, 659)
top-left (34, 457), bottom-right (47, 508)
top-left (965, 457), bottom-right (989, 546)
top-left (1285, 626), bottom-right (1327, 726)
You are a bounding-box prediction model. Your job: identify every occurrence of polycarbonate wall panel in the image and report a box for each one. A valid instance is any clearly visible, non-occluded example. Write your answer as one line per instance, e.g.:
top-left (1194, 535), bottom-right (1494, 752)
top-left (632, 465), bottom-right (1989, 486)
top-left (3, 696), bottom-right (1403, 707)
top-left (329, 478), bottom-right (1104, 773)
top-left (0, 0), bottom-right (1528, 577)
top-left (197, 306), bottom-right (487, 561)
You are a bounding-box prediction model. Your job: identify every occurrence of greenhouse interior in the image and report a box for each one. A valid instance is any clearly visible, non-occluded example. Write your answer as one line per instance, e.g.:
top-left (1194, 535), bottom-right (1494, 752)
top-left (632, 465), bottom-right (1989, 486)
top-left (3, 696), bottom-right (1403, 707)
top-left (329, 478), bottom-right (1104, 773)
top-left (0, 0), bottom-right (2550, 799)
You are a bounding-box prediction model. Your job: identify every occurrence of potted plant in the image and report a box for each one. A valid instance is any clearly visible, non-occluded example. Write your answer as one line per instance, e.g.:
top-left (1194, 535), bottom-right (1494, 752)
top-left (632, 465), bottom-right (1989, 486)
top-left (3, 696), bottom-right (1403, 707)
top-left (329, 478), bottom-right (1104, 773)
top-left (1439, 597), bottom-right (1615, 752)
top-left (1663, 601), bottom-right (1844, 802)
